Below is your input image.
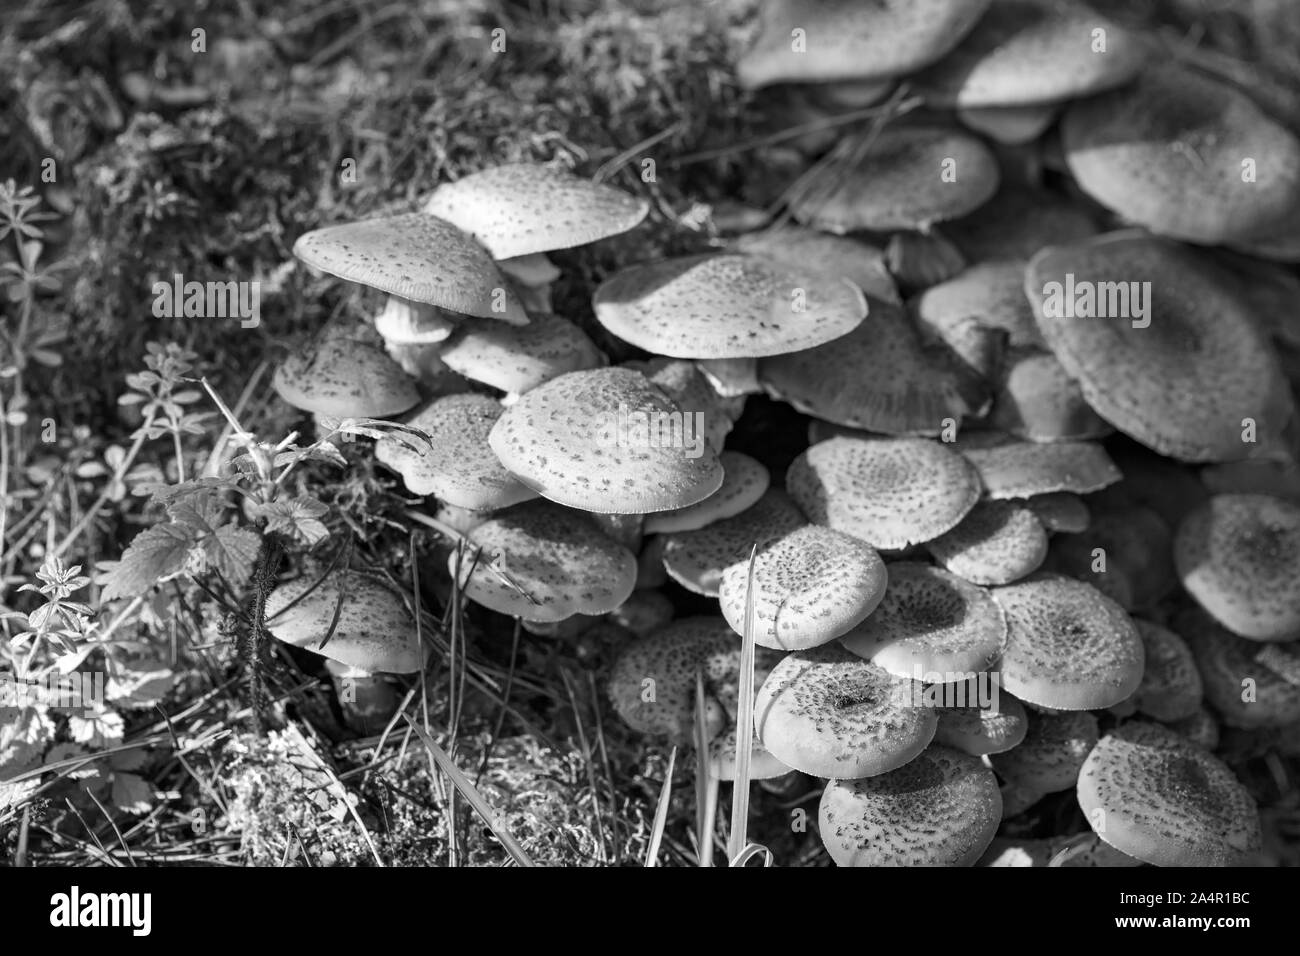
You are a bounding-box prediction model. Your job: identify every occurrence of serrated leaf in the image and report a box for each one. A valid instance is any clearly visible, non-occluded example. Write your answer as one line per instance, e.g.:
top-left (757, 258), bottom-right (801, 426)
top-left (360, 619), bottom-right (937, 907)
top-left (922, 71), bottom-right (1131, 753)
top-left (68, 711), bottom-right (124, 747)
top-left (202, 524), bottom-right (261, 588)
top-left (250, 495), bottom-right (330, 546)
top-left (100, 523), bottom-right (195, 600)
top-left (111, 772), bottom-right (153, 814)
top-left (107, 660), bottom-right (175, 710)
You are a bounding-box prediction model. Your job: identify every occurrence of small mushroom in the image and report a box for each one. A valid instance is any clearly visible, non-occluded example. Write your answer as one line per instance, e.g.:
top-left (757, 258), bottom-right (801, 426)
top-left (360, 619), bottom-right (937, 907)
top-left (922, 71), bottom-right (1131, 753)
top-left (945, 184), bottom-right (1099, 262)
top-left (438, 311), bottom-right (605, 403)
top-left (959, 438), bottom-right (1120, 499)
top-left (732, 225), bottom-right (901, 304)
top-left (1132, 619), bottom-right (1203, 722)
top-left (643, 451), bottom-right (769, 535)
top-left (927, 499), bottom-right (1049, 586)
top-left (934, 689), bottom-right (1027, 756)
top-left (1179, 606), bottom-right (1300, 729)
top-left (1024, 492), bottom-right (1090, 534)
top-left (989, 349), bottom-right (1112, 442)
top-left (1043, 504), bottom-right (1176, 611)
top-left (990, 710), bottom-right (1099, 794)
top-left (273, 334), bottom-right (419, 420)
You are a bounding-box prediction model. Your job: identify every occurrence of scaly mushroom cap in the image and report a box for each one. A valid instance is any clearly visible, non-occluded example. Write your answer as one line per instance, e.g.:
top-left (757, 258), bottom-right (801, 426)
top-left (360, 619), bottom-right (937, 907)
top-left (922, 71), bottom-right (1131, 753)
top-left (266, 571), bottom-right (420, 673)
top-left (1076, 721), bottom-right (1262, 866)
top-left (1175, 493), bottom-right (1300, 641)
top-left (374, 394), bottom-right (535, 512)
top-left (608, 616), bottom-right (782, 743)
top-left (755, 643), bottom-right (937, 779)
top-left (990, 710), bottom-right (1099, 793)
top-left (735, 0), bottom-right (990, 89)
top-left (761, 297), bottom-right (989, 435)
top-left (592, 253), bottom-right (868, 359)
top-left (660, 489), bottom-right (807, 596)
top-left (819, 745), bottom-right (1002, 867)
top-left (786, 436), bottom-right (982, 550)
top-left (718, 525), bottom-right (887, 651)
top-left (625, 357), bottom-right (741, 455)
top-left (450, 500), bottom-right (636, 623)
top-left (644, 451), bottom-right (770, 535)
top-left (273, 336), bottom-right (419, 418)
top-left (732, 225), bottom-right (901, 304)
top-left (990, 349), bottom-right (1113, 442)
top-left (1179, 607), bottom-right (1300, 729)
top-left (992, 575), bottom-right (1144, 710)
top-left (707, 728), bottom-right (794, 782)
top-left (789, 125), bottom-right (1000, 233)
top-left (1025, 492), bottom-right (1090, 534)
top-left (1027, 234), bottom-right (1293, 462)
top-left (961, 438), bottom-right (1120, 499)
top-left (927, 499), bottom-right (1049, 586)
top-left (946, 185), bottom-right (1099, 262)
top-left (1062, 65), bottom-right (1300, 244)
top-left (421, 163), bottom-right (649, 259)
top-left (914, 259), bottom-right (1047, 373)
top-left (840, 562), bottom-right (1006, 677)
top-left (292, 213), bottom-right (527, 323)
top-left (488, 366), bottom-right (723, 514)
top-left (934, 690), bottom-right (1028, 756)
top-left (1133, 620), bottom-right (1203, 722)
top-left (438, 312), bottom-right (604, 396)
top-left (916, 0), bottom-right (1144, 108)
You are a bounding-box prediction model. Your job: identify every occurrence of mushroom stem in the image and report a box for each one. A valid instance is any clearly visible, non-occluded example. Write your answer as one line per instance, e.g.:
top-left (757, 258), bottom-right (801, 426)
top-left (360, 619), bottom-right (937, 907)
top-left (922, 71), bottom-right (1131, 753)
top-left (499, 253), bottom-right (560, 312)
top-left (324, 659), bottom-right (400, 734)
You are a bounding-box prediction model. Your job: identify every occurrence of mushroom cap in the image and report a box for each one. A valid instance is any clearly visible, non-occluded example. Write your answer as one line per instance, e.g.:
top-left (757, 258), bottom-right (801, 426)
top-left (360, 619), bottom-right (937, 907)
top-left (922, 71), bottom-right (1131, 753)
top-left (292, 213), bottom-right (527, 323)
top-left (786, 436), bottom-right (982, 550)
top-left (625, 357), bottom-right (740, 455)
top-left (960, 438), bottom-right (1120, 499)
top-left (695, 357), bottom-right (763, 398)
top-left (1175, 493), bottom-right (1300, 641)
top-left (934, 689), bottom-right (1028, 756)
top-left (1025, 491), bottom-right (1090, 534)
top-left (438, 312), bottom-right (604, 396)
top-left (1132, 620), bottom-right (1203, 722)
top-left (1045, 505), bottom-right (1176, 611)
top-left (840, 562), bottom-right (1007, 677)
top-left (790, 125), bottom-right (1000, 233)
top-left (661, 489), bottom-right (807, 597)
top-left (1076, 720), bottom-right (1262, 867)
top-left (732, 225), bottom-right (900, 304)
top-left (754, 643), bottom-right (938, 779)
top-left (1062, 65), bottom-right (1300, 244)
top-left (592, 253), bottom-right (868, 359)
top-left (992, 575), bottom-right (1144, 710)
top-left (914, 259), bottom-right (1047, 363)
top-left (884, 230), bottom-right (968, 295)
top-left (990, 710), bottom-right (1099, 794)
top-left (1027, 234), bottom-right (1293, 462)
top-left (374, 394), bottom-right (536, 511)
top-left (956, 102), bottom-right (1059, 144)
top-left (946, 185), bottom-right (1099, 262)
top-left (990, 349), bottom-right (1113, 442)
top-left (421, 163), bottom-right (649, 259)
top-left (488, 366), bottom-right (724, 514)
top-left (373, 296), bottom-right (459, 345)
top-left (818, 745), bottom-right (1002, 866)
top-left (916, 0), bottom-right (1145, 108)
top-left (718, 524), bottom-right (888, 651)
top-left (273, 336), bottom-right (419, 418)
top-left (265, 571), bottom-right (420, 673)
top-left (644, 451), bottom-right (770, 535)
top-left (450, 500), bottom-right (636, 622)
top-left (1180, 606), bottom-right (1300, 729)
top-left (735, 0), bottom-right (990, 89)
top-left (707, 728), bottom-right (794, 782)
top-left (762, 297), bottom-right (990, 436)
top-left (1166, 707), bottom-right (1221, 751)
top-left (927, 499), bottom-right (1049, 586)
top-left (608, 589), bottom-right (674, 638)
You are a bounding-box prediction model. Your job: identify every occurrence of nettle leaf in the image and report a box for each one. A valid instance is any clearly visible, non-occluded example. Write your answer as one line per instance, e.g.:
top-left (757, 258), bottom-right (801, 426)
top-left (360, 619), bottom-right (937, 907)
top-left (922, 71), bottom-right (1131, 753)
top-left (251, 495), bottom-right (330, 546)
top-left (201, 525), bottom-right (261, 588)
top-left (273, 442), bottom-right (347, 470)
top-left (111, 772), bottom-right (153, 815)
top-left (101, 523), bottom-right (196, 600)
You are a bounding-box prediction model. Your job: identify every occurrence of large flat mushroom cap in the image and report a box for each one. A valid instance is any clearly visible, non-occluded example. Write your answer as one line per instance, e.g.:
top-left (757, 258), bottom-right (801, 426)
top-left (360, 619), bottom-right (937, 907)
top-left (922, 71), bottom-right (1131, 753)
top-left (1076, 721), bottom-right (1262, 867)
top-left (422, 163), bottom-right (648, 260)
top-left (488, 366), bottom-right (724, 514)
top-left (961, 439), bottom-right (1121, 499)
top-left (1026, 233), bottom-right (1294, 462)
top-left (292, 212), bottom-right (527, 323)
top-left (593, 253), bottom-right (868, 359)
top-left (273, 336), bottom-right (419, 418)
top-left (732, 226), bottom-right (900, 305)
top-left (438, 311), bottom-right (605, 396)
top-left (819, 745), bottom-right (1002, 866)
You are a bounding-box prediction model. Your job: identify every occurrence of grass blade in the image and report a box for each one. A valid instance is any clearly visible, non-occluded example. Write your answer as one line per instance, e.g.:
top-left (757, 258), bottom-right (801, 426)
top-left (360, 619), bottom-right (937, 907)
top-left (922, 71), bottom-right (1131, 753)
top-left (693, 671), bottom-right (717, 867)
top-left (727, 543), bottom-right (759, 864)
top-left (645, 745), bottom-right (677, 868)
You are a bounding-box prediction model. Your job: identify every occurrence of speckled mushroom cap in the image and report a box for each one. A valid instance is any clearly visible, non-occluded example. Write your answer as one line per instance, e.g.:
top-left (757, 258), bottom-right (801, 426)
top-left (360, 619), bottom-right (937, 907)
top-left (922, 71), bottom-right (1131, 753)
top-left (789, 125), bottom-right (1000, 233)
top-left (707, 728), bottom-right (794, 782)
top-left (934, 689), bottom-right (1027, 756)
top-left (1025, 492), bottom-right (1089, 534)
top-left (927, 499), bottom-right (1048, 586)
top-left (717, 525), bottom-right (887, 651)
top-left (421, 163), bottom-right (649, 259)
top-left (1062, 66), bottom-right (1300, 244)
top-left (840, 562), bottom-right (1006, 677)
top-left (990, 349), bottom-right (1113, 442)
top-left (273, 336), bottom-right (419, 418)
top-left (374, 394), bottom-right (535, 511)
top-left (438, 312), bottom-right (604, 396)
top-left (818, 745), bottom-right (1002, 866)
top-left (1133, 620), bottom-right (1203, 722)
top-left (915, 0), bottom-right (1144, 108)
top-left (1166, 707), bottom-right (1221, 751)
top-left (992, 575), bottom-right (1144, 709)
top-left (1027, 234), bottom-right (1293, 462)
top-left (373, 296), bottom-right (459, 345)
top-left (608, 616), bottom-right (782, 743)
top-left (735, 0), bottom-right (989, 89)
top-left (266, 571), bottom-right (420, 673)
top-left (1179, 607), bottom-right (1300, 729)
top-left (786, 436), bottom-right (982, 550)
top-left (1076, 720), bottom-right (1262, 866)
top-left (592, 253), bottom-right (868, 359)
top-left (732, 226), bottom-right (901, 304)
top-left (292, 213), bottom-right (527, 323)
top-left (1175, 493), bottom-right (1300, 641)
top-left (625, 358), bottom-right (741, 455)
top-left (754, 643), bottom-right (937, 779)
top-left (661, 490), bottom-right (807, 597)
top-left (961, 439), bottom-right (1120, 499)
top-left (488, 366), bottom-right (723, 514)
top-left (449, 500), bottom-right (636, 623)
top-left (990, 710), bottom-right (1099, 794)
top-left (1045, 505), bottom-right (1176, 611)
top-left (946, 185), bottom-right (1099, 262)
top-left (957, 103), bottom-right (1059, 145)
top-left (643, 451), bottom-right (769, 535)
top-left (913, 259), bottom-right (1046, 374)
top-left (761, 297), bottom-right (990, 436)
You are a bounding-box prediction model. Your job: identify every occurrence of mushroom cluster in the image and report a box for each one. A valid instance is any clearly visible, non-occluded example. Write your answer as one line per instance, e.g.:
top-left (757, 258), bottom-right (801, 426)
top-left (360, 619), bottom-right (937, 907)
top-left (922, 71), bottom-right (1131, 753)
top-left (270, 0), bottom-right (1300, 866)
